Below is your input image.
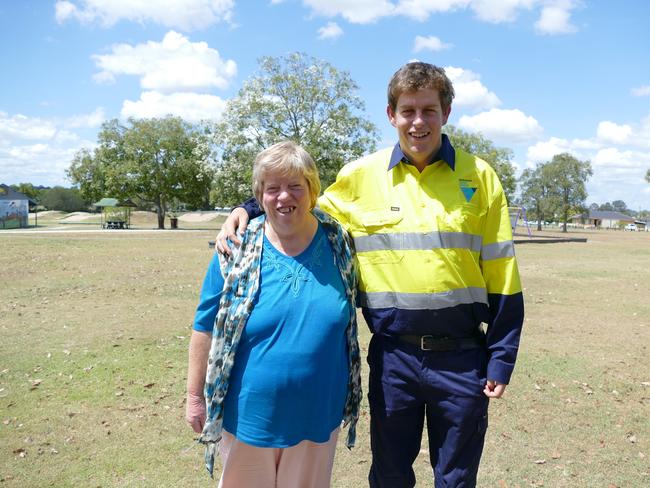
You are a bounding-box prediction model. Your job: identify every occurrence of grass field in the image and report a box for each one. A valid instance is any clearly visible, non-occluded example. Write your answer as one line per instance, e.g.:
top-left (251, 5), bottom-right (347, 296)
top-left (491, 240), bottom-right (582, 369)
top-left (1, 216), bottom-right (649, 487)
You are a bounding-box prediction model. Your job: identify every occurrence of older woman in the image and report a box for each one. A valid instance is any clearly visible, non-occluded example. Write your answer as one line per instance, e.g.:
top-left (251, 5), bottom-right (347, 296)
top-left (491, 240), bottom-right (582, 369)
top-left (185, 141), bottom-right (361, 488)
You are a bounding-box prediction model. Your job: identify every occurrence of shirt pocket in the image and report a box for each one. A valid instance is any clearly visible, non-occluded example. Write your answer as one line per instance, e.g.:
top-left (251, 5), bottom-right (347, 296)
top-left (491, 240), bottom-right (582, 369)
top-left (440, 203), bottom-right (486, 234)
top-left (354, 210), bottom-right (404, 264)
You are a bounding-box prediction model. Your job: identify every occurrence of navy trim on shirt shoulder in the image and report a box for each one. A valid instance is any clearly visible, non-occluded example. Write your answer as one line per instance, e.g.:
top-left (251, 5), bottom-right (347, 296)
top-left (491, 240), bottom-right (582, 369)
top-left (387, 133), bottom-right (456, 171)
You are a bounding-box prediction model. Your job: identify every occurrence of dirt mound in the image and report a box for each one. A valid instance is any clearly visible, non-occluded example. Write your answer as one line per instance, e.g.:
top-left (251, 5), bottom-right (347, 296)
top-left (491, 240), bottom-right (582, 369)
top-left (31, 210), bottom-right (66, 218)
top-left (60, 212), bottom-right (97, 222)
top-left (178, 211), bottom-right (220, 222)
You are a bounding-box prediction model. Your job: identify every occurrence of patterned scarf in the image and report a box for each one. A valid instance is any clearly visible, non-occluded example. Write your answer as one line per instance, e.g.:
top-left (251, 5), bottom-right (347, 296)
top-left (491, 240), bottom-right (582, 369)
top-left (199, 209), bottom-right (362, 477)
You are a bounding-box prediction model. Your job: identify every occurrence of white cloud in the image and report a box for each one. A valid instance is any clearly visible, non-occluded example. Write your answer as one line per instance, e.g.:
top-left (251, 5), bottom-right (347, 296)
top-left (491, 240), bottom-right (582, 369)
top-left (594, 115), bottom-right (650, 150)
top-left (318, 22), bottom-right (343, 40)
top-left (632, 85), bottom-right (650, 97)
top-left (121, 91), bottom-right (227, 122)
top-left (588, 148), bottom-right (650, 210)
top-left (597, 121), bottom-right (632, 145)
top-left (527, 114), bottom-right (650, 164)
top-left (523, 111), bottom-right (650, 209)
top-left (55, 1), bottom-right (86, 23)
top-left (300, 1), bottom-right (579, 34)
top-left (637, 114), bottom-right (650, 149)
top-left (444, 66), bottom-right (500, 110)
top-left (394, 0), bottom-right (470, 22)
top-left (0, 143), bottom-right (86, 185)
top-left (413, 35), bottom-right (452, 52)
top-left (92, 31), bottom-right (237, 93)
top-left (526, 136), bottom-right (574, 162)
top-left (459, 108), bottom-right (542, 142)
top-left (55, 0), bottom-right (234, 31)
top-left (470, 0), bottom-right (535, 24)
top-left (0, 112), bottom-right (98, 186)
top-left (65, 108), bottom-right (106, 129)
top-left (0, 113), bottom-right (58, 141)
top-left (591, 147), bottom-right (649, 170)
top-left (586, 152), bottom-right (650, 207)
top-left (534, 3), bottom-right (578, 35)
top-left (303, 0), bottom-right (395, 24)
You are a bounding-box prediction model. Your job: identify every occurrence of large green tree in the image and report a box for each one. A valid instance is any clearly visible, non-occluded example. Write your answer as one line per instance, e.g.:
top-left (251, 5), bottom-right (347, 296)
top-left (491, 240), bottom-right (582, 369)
top-left (68, 116), bottom-right (215, 228)
top-left (40, 186), bottom-right (88, 212)
top-left (444, 125), bottom-right (517, 204)
top-left (212, 52), bottom-right (379, 206)
top-left (10, 183), bottom-right (42, 201)
top-left (543, 153), bottom-right (593, 233)
top-left (519, 164), bottom-right (553, 231)
top-left (610, 200), bottom-right (629, 214)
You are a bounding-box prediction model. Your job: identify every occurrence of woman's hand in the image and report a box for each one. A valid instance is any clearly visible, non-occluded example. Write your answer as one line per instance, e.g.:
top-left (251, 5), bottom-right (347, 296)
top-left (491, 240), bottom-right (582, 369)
top-left (186, 330), bottom-right (212, 433)
top-left (186, 391), bottom-right (206, 433)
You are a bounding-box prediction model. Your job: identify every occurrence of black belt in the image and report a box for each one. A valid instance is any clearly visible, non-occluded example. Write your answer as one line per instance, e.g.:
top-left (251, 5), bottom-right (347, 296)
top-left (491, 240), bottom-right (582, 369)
top-left (397, 334), bottom-right (484, 352)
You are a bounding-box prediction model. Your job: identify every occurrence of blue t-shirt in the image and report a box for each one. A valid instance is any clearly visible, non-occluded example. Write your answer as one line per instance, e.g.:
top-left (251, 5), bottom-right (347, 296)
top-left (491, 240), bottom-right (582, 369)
top-left (193, 223), bottom-right (350, 447)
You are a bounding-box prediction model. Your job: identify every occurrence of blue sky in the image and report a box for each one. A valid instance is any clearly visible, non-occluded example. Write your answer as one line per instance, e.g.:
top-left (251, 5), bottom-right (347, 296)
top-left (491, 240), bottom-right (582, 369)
top-left (1, 1), bottom-right (649, 210)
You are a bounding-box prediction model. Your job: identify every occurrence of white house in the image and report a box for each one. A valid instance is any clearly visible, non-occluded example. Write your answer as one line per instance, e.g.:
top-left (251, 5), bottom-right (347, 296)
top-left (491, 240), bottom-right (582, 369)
top-left (0, 184), bottom-right (30, 229)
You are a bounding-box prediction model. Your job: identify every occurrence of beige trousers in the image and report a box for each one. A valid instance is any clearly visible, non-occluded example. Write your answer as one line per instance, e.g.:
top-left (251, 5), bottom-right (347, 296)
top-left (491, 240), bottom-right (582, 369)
top-left (217, 428), bottom-right (340, 488)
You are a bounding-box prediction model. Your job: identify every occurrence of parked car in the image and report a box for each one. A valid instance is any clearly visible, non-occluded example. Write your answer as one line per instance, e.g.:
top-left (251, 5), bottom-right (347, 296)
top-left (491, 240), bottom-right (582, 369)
top-left (624, 223), bottom-right (637, 231)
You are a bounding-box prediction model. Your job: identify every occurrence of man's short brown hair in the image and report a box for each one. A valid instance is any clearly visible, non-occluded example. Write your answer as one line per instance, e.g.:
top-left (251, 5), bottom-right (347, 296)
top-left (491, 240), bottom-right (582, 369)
top-left (387, 62), bottom-right (455, 112)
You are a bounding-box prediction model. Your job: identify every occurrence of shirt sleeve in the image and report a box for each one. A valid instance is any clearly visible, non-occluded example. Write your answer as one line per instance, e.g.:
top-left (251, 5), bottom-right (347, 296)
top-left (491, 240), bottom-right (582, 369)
top-left (480, 182), bottom-right (525, 384)
top-left (240, 197), bottom-right (264, 219)
top-left (317, 165), bottom-right (360, 233)
top-left (192, 253), bottom-right (226, 333)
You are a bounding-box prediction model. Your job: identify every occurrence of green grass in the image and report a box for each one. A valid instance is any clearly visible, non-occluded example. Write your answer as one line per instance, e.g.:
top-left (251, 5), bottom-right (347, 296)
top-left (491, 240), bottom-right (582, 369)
top-left (1, 222), bottom-right (649, 487)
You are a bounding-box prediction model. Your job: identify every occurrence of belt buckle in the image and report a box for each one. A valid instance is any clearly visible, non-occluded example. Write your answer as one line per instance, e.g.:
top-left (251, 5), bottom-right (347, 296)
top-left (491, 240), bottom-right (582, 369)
top-left (420, 335), bottom-right (434, 351)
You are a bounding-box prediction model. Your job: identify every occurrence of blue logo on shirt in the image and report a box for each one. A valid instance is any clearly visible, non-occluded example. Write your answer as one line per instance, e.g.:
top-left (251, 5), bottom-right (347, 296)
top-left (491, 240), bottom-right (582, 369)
top-left (459, 179), bottom-right (477, 202)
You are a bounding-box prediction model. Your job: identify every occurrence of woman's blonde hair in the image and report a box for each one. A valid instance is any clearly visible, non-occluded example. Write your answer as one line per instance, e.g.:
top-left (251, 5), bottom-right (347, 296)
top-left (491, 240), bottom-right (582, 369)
top-left (252, 141), bottom-right (321, 210)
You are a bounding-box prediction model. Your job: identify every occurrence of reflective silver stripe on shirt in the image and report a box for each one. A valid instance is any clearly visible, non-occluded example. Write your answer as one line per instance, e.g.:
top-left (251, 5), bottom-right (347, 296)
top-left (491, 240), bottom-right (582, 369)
top-left (353, 231), bottom-right (482, 253)
top-left (480, 240), bottom-right (515, 261)
top-left (359, 287), bottom-right (488, 310)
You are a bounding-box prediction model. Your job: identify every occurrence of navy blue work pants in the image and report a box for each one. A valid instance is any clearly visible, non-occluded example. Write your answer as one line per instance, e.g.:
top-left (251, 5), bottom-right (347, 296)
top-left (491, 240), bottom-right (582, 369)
top-left (367, 335), bottom-right (489, 488)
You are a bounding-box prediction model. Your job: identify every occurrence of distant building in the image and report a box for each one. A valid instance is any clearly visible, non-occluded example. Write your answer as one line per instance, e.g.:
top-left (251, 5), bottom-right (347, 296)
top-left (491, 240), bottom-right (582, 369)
top-left (570, 210), bottom-right (635, 229)
top-left (0, 184), bottom-right (30, 229)
top-left (634, 218), bottom-right (649, 231)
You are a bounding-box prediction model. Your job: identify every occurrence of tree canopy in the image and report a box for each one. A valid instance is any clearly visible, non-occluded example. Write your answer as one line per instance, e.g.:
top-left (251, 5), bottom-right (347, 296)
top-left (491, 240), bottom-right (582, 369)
top-left (39, 187), bottom-right (87, 212)
top-left (212, 52), bottom-right (379, 205)
top-left (519, 153), bottom-right (592, 231)
top-left (519, 164), bottom-right (552, 231)
top-left (67, 116), bottom-right (215, 228)
top-left (10, 183), bottom-right (42, 201)
top-left (543, 153), bottom-right (593, 232)
top-left (444, 125), bottom-right (517, 204)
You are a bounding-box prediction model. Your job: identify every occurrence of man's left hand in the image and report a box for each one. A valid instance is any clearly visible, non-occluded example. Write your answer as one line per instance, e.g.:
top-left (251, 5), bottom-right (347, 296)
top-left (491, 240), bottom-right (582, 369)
top-left (483, 380), bottom-right (507, 398)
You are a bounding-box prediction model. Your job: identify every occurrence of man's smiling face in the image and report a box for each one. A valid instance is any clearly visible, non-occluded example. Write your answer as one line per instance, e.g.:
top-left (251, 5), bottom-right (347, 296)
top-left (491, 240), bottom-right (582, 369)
top-left (387, 88), bottom-right (451, 171)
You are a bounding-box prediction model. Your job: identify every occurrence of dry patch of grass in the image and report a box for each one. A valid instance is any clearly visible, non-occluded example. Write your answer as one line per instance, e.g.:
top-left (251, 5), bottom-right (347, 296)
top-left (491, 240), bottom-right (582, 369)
top-left (1, 229), bottom-right (648, 487)
top-left (26, 210), bottom-right (225, 231)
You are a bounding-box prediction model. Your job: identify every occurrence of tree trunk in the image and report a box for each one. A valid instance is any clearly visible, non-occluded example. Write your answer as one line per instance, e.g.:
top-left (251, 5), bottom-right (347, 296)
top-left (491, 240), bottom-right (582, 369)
top-left (562, 192), bottom-right (569, 233)
top-left (156, 202), bottom-right (165, 229)
top-left (537, 205), bottom-right (542, 231)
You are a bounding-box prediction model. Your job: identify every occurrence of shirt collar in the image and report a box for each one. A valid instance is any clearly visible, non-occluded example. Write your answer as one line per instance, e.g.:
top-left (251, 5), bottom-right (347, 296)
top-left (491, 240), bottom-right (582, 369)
top-left (388, 133), bottom-right (456, 171)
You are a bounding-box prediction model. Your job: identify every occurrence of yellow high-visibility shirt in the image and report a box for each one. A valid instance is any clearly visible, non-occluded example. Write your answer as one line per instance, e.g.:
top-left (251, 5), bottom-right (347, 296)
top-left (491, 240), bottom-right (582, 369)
top-left (317, 136), bottom-right (524, 383)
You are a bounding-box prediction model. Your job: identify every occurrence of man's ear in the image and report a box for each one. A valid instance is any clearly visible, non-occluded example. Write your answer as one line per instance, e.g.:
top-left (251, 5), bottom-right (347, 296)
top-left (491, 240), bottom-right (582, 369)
top-left (442, 105), bottom-right (451, 125)
top-left (386, 104), bottom-right (397, 128)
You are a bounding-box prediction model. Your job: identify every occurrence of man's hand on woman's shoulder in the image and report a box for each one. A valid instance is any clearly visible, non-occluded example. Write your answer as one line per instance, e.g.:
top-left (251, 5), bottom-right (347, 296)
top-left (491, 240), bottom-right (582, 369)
top-left (216, 207), bottom-right (250, 256)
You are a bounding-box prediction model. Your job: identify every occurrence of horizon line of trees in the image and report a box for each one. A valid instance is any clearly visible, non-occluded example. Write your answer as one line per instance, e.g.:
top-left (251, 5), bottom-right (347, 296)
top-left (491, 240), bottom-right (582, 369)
top-left (8, 53), bottom-right (649, 229)
top-left (14, 181), bottom-right (647, 221)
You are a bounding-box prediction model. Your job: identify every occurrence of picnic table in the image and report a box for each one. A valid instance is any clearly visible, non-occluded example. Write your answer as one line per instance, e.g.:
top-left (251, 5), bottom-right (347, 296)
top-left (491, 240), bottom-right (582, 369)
top-left (104, 220), bottom-right (127, 229)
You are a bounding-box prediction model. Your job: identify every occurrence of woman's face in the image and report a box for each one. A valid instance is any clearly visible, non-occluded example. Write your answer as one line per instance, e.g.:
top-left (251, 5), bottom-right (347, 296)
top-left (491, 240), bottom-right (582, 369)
top-left (261, 170), bottom-right (312, 234)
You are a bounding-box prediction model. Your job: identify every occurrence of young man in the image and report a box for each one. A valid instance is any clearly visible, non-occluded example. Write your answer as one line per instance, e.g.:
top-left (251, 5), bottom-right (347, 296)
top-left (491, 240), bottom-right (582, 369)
top-left (216, 62), bottom-right (524, 488)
